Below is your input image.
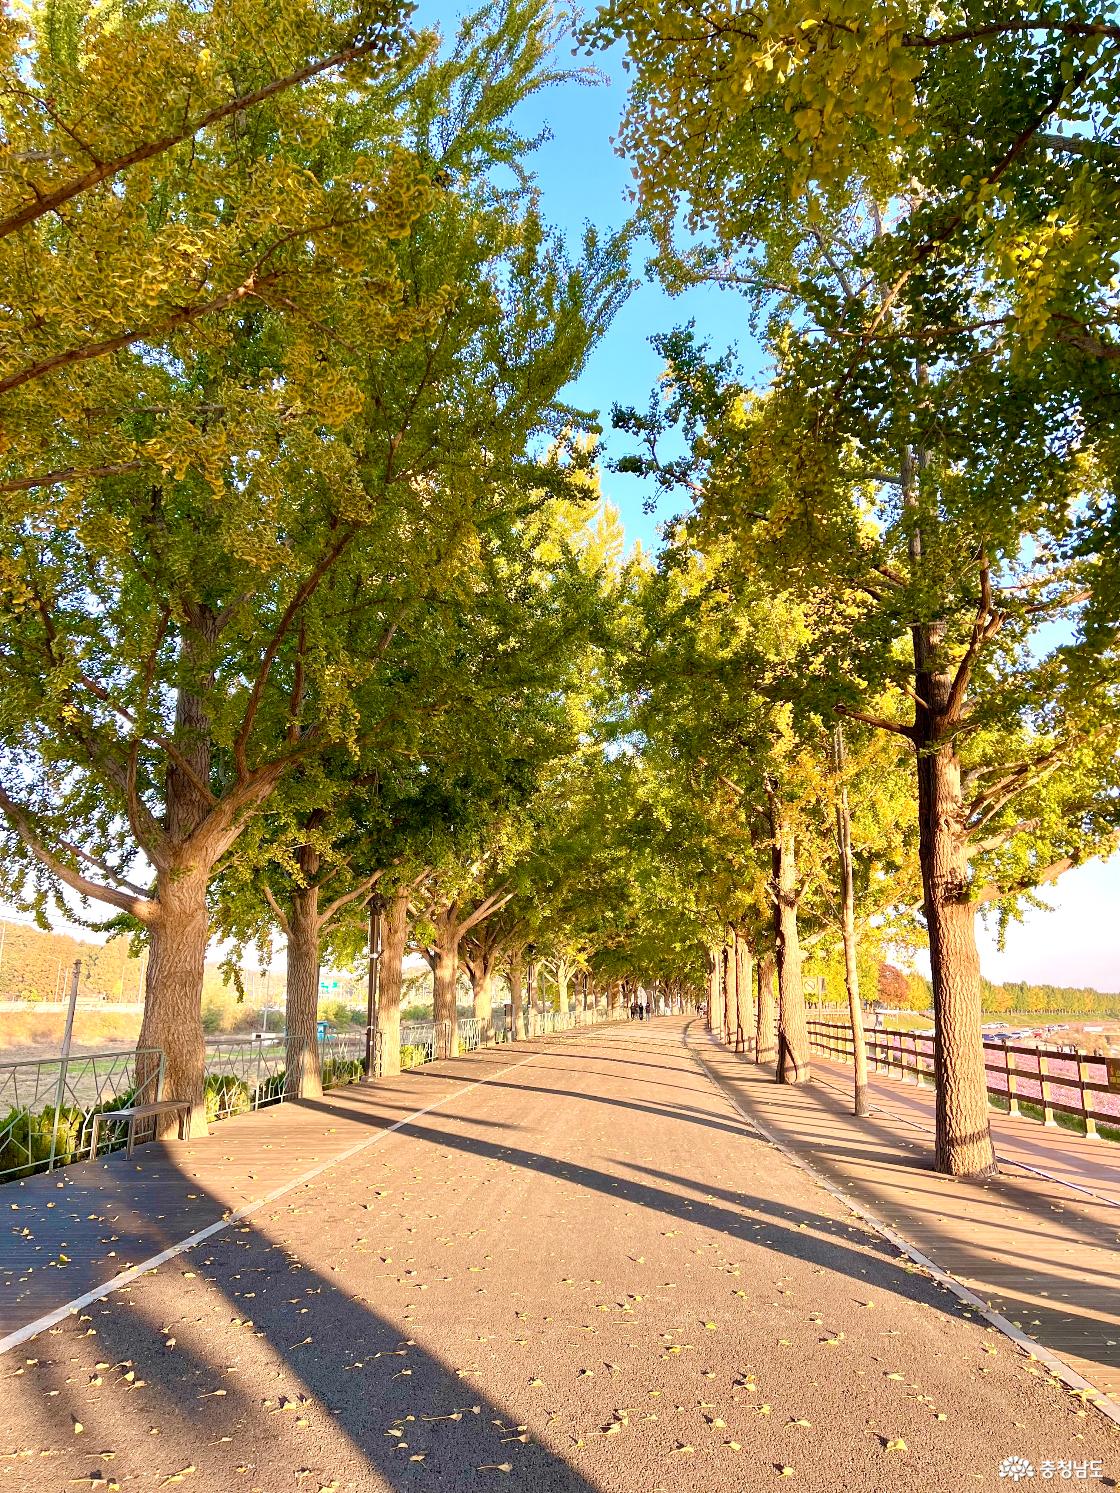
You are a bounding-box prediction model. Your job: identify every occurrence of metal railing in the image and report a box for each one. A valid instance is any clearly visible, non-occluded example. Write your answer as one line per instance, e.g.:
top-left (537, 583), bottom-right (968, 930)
top-left (0, 1047), bottom-right (163, 1181)
top-left (0, 1032), bottom-right (370, 1183)
top-left (203, 1031), bottom-right (367, 1120)
top-left (0, 1004), bottom-right (632, 1184)
top-left (806, 1018), bottom-right (1120, 1139)
top-left (399, 1021), bottom-right (437, 1067)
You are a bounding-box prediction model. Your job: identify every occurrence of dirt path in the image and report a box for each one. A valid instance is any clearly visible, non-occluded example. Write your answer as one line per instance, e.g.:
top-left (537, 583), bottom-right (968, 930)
top-left (1, 1018), bottom-right (1115, 1491)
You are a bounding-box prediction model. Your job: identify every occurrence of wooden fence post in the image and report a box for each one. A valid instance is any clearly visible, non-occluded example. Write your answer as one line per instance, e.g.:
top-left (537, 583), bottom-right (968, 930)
top-left (1038, 1051), bottom-right (1057, 1127)
top-left (1078, 1052), bottom-right (1098, 1139)
top-left (1005, 1044), bottom-right (1019, 1118)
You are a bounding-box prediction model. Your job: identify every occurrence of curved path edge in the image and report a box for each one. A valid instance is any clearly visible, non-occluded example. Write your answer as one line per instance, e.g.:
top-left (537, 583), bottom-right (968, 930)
top-left (683, 1019), bottom-right (1120, 1429)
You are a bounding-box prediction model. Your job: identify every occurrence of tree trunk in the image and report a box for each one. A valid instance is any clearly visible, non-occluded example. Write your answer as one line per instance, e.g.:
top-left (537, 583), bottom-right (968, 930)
top-left (832, 725), bottom-right (869, 1116)
top-left (432, 912), bottom-right (460, 1059)
top-left (770, 796), bottom-right (811, 1084)
top-left (471, 959), bottom-right (494, 1041)
top-left (137, 864), bottom-right (210, 1136)
top-left (508, 948), bottom-right (523, 1041)
top-left (913, 631), bottom-right (996, 1175)
top-left (708, 946), bottom-right (724, 1036)
top-left (734, 932), bottom-right (752, 1054)
top-left (530, 960), bottom-right (543, 1028)
top-left (905, 433), bottom-right (995, 1175)
top-left (377, 890), bottom-right (409, 1077)
top-left (137, 616), bottom-right (218, 1136)
top-left (285, 880), bottom-right (323, 1100)
top-left (728, 943), bottom-right (737, 1051)
top-left (756, 953), bottom-right (777, 1065)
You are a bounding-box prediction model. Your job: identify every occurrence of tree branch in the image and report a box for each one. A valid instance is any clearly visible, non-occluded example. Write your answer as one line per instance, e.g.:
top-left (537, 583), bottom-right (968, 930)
top-left (904, 21), bottom-right (1120, 48)
top-left (319, 870), bottom-right (384, 931)
top-left (233, 526), bottom-right (356, 778)
top-left (943, 553), bottom-right (1002, 725)
top-left (261, 882), bottom-right (291, 939)
top-left (0, 270), bottom-right (283, 397)
top-left (1034, 132), bottom-right (1120, 164)
top-left (834, 704), bottom-right (915, 740)
top-left (0, 36), bottom-right (392, 241)
top-left (0, 460), bottom-right (145, 495)
top-left (0, 785), bottom-right (156, 920)
top-left (457, 887), bottom-right (514, 937)
top-left (973, 829), bottom-right (1120, 904)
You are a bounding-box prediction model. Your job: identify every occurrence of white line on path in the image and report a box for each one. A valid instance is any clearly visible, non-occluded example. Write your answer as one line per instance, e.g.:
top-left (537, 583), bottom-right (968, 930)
top-left (683, 1023), bottom-right (1120, 1430)
top-left (0, 1049), bottom-right (542, 1357)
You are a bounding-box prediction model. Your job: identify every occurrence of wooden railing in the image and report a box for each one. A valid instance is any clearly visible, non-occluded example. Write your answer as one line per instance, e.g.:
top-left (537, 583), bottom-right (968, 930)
top-left (805, 1018), bottom-right (1120, 1138)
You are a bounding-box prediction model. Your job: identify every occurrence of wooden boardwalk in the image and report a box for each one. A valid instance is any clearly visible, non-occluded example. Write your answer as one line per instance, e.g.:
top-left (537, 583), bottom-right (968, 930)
top-left (691, 1027), bottom-right (1120, 1411)
top-left (0, 1042), bottom-right (541, 1344)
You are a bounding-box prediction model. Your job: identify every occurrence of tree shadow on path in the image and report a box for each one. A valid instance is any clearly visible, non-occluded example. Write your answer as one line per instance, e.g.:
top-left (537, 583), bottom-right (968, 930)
top-left (5, 1170), bottom-right (608, 1493)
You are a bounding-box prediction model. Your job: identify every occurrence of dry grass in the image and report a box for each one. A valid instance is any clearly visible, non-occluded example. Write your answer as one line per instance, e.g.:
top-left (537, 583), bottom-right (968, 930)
top-left (0, 1008), bottom-right (142, 1059)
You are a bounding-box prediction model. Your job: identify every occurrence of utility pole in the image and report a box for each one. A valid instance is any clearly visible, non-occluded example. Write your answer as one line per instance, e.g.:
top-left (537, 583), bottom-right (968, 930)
top-left (47, 959), bottom-right (81, 1173)
top-left (365, 901), bottom-right (383, 1080)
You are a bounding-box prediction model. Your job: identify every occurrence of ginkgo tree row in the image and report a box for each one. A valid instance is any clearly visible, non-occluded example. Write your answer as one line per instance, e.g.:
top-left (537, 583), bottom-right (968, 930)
top-left (4, 0), bottom-right (1118, 1189)
top-left (0, 0), bottom-right (640, 1131)
top-left (0, 0), bottom-right (700, 1139)
top-left (589, 0), bottom-right (1120, 1176)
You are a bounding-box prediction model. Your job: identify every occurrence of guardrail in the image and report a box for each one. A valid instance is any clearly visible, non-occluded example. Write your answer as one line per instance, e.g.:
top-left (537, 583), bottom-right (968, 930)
top-left (2, 1006), bottom-right (630, 1184)
top-left (202, 1031), bottom-right (366, 1120)
top-left (806, 1018), bottom-right (1120, 1140)
top-left (0, 1047), bottom-right (164, 1181)
top-left (0, 1031), bottom-right (370, 1183)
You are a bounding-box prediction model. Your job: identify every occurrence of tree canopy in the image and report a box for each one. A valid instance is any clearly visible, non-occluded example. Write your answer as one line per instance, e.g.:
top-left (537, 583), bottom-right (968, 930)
top-left (0, 0), bottom-right (1116, 1178)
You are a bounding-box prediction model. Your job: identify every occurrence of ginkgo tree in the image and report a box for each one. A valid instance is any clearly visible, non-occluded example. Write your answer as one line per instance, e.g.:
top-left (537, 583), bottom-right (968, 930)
top-left (0, 0), bottom-right (431, 497)
top-left (609, 317), bottom-right (1120, 1174)
top-left (0, 0), bottom-right (628, 1129)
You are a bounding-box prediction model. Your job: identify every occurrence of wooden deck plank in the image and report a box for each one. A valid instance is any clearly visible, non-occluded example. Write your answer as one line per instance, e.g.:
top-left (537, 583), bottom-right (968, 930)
top-left (0, 1044), bottom-right (536, 1338)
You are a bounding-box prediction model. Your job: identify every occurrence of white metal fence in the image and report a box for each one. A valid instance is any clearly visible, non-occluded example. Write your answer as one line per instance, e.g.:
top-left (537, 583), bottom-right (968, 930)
top-left (1, 1006), bottom-right (629, 1184)
top-left (0, 1046), bottom-right (163, 1181)
top-left (0, 1031), bottom-right (368, 1182)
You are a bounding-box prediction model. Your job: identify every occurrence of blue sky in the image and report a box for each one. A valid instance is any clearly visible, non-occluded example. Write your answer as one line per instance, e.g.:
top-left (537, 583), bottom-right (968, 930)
top-left (419, 0), bottom-right (1120, 993)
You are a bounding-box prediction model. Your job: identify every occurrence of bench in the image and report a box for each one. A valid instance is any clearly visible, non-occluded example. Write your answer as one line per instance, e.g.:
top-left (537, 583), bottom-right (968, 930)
top-left (90, 1099), bottom-right (193, 1160)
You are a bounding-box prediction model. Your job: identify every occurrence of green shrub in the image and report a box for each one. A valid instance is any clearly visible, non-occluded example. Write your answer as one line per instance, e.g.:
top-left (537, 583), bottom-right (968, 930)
top-left (253, 1070), bottom-right (285, 1107)
top-left (0, 1103), bottom-right (86, 1178)
top-left (399, 1044), bottom-right (427, 1071)
top-left (205, 1073), bottom-right (252, 1122)
top-left (322, 1056), bottom-right (362, 1089)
